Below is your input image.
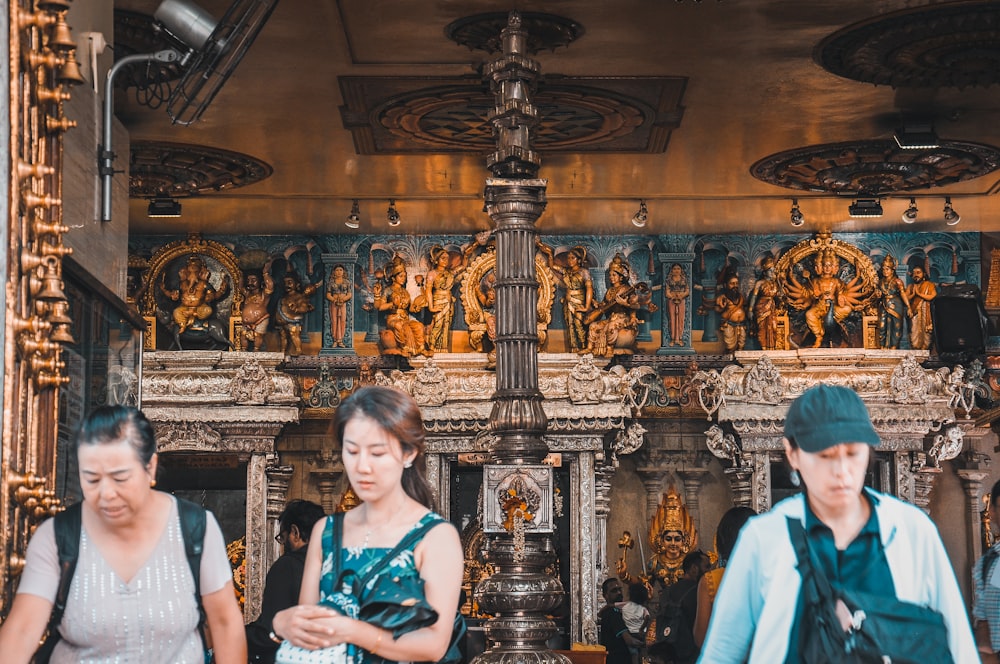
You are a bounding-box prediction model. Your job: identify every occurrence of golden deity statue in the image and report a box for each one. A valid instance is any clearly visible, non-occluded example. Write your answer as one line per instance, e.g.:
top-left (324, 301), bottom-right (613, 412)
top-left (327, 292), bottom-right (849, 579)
top-left (647, 486), bottom-right (699, 586)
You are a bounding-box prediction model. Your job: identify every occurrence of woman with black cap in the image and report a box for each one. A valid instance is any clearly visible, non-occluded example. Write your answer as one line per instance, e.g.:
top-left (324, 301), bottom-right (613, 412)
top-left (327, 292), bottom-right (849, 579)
top-left (698, 383), bottom-right (976, 663)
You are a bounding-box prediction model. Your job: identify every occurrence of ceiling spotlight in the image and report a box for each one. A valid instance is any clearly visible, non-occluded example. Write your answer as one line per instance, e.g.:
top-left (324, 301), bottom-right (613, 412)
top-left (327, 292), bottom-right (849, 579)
top-left (345, 199), bottom-right (361, 229)
top-left (902, 198), bottom-right (918, 224)
top-left (944, 197), bottom-right (960, 226)
top-left (147, 196), bottom-right (182, 218)
top-left (893, 123), bottom-right (939, 150)
top-left (790, 199), bottom-right (804, 226)
top-left (631, 199), bottom-right (648, 228)
top-left (848, 197), bottom-right (883, 218)
top-left (387, 199), bottom-right (401, 227)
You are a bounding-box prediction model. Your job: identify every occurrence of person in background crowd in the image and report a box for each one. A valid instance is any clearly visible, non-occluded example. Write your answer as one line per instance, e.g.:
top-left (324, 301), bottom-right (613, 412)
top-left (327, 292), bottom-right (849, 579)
top-left (619, 581), bottom-right (651, 664)
top-left (973, 478), bottom-right (1000, 663)
top-left (599, 577), bottom-right (643, 664)
top-left (693, 506), bottom-right (757, 647)
top-left (246, 499), bottom-right (326, 663)
top-left (698, 384), bottom-right (977, 663)
top-left (0, 405), bottom-right (245, 663)
top-left (271, 386), bottom-right (463, 663)
top-left (651, 551), bottom-right (709, 664)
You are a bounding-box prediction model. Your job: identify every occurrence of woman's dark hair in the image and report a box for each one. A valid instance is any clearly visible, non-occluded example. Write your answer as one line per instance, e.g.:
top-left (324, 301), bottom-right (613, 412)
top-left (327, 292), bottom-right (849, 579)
top-left (990, 479), bottom-right (1000, 509)
top-left (715, 506), bottom-right (757, 565)
top-left (332, 386), bottom-right (436, 510)
top-left (75, 405), bottom-right (157, 465)
top-left (278, 499), bottom-right (326, 542)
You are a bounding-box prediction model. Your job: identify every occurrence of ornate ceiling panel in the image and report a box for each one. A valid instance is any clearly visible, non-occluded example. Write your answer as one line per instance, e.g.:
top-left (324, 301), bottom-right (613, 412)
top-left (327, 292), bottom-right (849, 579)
top-left (749, 139), bottom-right (1000, 195)
top-left (815, 1), bottom-right (1000, 88)
top-left (129, 141), bottom-right (273, 199)
top-left (339, 76), bottom-right (686, 154)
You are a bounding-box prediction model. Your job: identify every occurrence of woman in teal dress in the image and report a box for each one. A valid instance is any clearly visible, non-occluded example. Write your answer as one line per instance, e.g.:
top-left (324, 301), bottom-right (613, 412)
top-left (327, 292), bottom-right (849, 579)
top-left (272, 387), bottom-right (463, 663)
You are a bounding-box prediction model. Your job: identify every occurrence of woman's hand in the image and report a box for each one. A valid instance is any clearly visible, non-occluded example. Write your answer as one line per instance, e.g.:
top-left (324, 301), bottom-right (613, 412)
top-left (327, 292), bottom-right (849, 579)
top-left (272, 604), bottom-right (345, 650)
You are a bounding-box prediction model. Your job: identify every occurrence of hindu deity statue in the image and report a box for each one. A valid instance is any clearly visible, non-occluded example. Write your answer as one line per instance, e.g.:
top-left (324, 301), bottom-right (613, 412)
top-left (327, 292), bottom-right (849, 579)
top-left (877, 255), bottom-right (910, 350)
top-left (714, 266), bottom-right (748, 352)
top-left (374, 255), bottom-right (429, 358)
top-left (160, 254), bottom-right (230, 336)
top-left (419, 243), bottom-right (475, 352)
top-left (785, 246), bottom-right (868, 347)
top-left (748, 255), bottom-right (785, 351)
top-left (584, 254), bottom-right (656, 357)
top-left (546, 245), bottom-right (594, 353)
top-left (906, 265), bottom-right (937, 351)
top-left (647, 486), bottom-right (699, 587)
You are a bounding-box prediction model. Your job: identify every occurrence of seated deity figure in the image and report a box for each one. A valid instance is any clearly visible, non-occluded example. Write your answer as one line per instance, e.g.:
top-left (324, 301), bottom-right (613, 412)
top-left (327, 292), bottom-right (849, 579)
top-left (374, 255), bottom-right (429, 358)
top-left (160, 254), bottom-right (230, 336)
top-left (906, 265), bottom-right (937, 351)
top-left (877, 255), bottom-right (910, 350)
top-left (748, 255), bottom-right (784, 351)
top-left (785, 247), bottom-right (866, 347)
top-left (584, 254), bottom-right (655, 357)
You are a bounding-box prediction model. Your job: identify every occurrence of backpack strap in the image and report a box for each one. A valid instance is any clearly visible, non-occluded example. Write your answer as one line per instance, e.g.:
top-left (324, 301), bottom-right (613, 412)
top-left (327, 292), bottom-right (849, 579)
top-left (45, 503), bottom-right (83, 646)
top-left (786, 516), bottom-right (837, 603)
top-left (176, 497), bottom-right (208, 655)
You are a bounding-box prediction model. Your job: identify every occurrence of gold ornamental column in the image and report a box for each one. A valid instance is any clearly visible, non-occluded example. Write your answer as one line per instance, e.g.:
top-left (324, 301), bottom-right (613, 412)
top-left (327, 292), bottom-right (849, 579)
top-left (474, 12), bottom-right (568, 664)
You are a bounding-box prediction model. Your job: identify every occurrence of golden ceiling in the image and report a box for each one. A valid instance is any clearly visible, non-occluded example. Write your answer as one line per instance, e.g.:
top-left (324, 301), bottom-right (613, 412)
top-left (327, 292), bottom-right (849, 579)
top-left (112, 0), bottom-right (1000, 237)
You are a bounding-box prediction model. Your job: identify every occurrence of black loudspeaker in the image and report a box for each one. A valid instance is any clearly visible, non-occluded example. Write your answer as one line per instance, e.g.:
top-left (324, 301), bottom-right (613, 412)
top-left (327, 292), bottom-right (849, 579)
top-left (931, 286), bottom-right (989, 356)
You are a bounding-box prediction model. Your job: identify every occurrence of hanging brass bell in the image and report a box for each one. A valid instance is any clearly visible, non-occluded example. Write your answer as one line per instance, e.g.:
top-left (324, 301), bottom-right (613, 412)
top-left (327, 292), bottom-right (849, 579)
top-left (49, 324), bottom-right (75, 344)
top-left (47, 299), bottom-right (73, 324)
top-left (37, 0), bottom-right (73, 12)
top-left (47, 17), bottom-right (76, 52)
top-left (35, 275), bottom-right (66, 301)
top-left (57, 52), bottom-right (85, 85)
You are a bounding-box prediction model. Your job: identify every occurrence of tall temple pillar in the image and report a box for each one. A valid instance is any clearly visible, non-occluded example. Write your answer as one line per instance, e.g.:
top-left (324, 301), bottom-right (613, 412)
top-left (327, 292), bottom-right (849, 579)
top-left (636, 467), bottom-right (668, 515)
top-left (474, 12), bottom-right (567, 664)
top-left (310, 468), bottom-right (342, 515)
top-left (677, 463), bottom-right (710, 535)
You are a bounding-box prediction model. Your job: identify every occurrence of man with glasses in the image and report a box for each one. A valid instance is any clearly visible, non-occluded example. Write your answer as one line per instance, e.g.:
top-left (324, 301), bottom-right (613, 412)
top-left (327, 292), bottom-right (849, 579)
top-left (247, 499), bottom-right (325, 663)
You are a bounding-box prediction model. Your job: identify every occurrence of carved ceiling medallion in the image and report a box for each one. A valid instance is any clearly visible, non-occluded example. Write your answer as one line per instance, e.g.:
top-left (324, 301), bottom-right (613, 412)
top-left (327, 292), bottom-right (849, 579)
top-left (816, 1), bottom-right (1000, 88)
top-left (749, 139), bottom-right (1000, 194)
top-left (340, 77), bottom-right (685, 154)
top-left (129, 141), bottom-right (273, 199)
top-left (444, 12), bottom-right (585, 54)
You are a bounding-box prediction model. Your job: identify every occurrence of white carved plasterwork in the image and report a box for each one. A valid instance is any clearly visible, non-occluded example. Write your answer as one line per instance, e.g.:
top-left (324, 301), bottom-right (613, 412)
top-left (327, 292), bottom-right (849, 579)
top-left (928, 425), bottom-right (965, 467)
top-left (890, 355), bottom-right (932, 403)
top-left (705, 425), bottom-right (742, 467)
top-left (576, 452), bottom-right (597, 646)
top-left (230, 357), bottom-right (275, 405)
top-left (743, 356), bottom-right (783, 404)
top-left (244, 454), bottom-right (269, 622)
top-left (752, 452), bottom-right (771, 514)
top-left (613, 423), bottom-right (647, 459)
top-left (568, 354), bottom-right (605, 404)
top-left (155, 421), bottom-right (222, 452)
top-left (412, 360), bottom-right (448, 407)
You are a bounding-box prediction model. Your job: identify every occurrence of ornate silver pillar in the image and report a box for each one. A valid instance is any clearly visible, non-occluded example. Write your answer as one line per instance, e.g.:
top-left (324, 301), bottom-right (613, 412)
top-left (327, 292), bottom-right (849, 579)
top-left (474, 12), bottom-right (568, 664)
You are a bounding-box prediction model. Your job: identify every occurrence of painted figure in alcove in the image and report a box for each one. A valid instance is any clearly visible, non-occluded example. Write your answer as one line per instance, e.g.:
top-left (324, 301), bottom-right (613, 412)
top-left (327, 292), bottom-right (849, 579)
top-left (420, 243), bottom-right (476, 352)
top-left (907, 265), bottom-right (938, 351)
top-left (647, 486), bottom-right (699, 587)
top-left (240, 258), bottom-right (274, 351)
top-left (665, 263), bottom-right (690, 347)
top-left (374, 255), bottom-right (429, 358)
top-left (748, 255), bottom-right (784, 351)
top-left (160, 254), bottom-right (230, 336)
top-left (546, 245), bottom-right (594, 353)
top-left (326, 264), bottom-right (352, 348)
top-left (715, 267), bottom-right (748, 352)
top-left (877, 255), bottom-right (910, 350)
top-left (786, 247), bottom-right (867, 347)
top-left (476, 269), bottom-right (498, 368)
top-left (276, 269), bottom-right (322, 356)
top-left (584, 254), bottom-right (655, 357)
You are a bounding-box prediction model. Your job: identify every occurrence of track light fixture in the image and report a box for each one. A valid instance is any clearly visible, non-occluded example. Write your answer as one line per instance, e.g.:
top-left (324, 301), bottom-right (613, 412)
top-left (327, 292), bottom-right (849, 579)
top-left (631, 199), bottom-right (648, 228)
top-left (893, 123), bottom-right (939, 150)
top-left (790, 199), bottom-right (803, 226)
top-left (387, 199), bottom-right (401, 227)
top-left (902, 198), bottom-right (918, 224)
top-left (943, 197), bottom-right (960, 226)
top-left (345, 199), bottom-right (361, 229)
top-left (848, 196), bottom-right (883, 218)
top-left (148, 196), bottom-right (182, 217)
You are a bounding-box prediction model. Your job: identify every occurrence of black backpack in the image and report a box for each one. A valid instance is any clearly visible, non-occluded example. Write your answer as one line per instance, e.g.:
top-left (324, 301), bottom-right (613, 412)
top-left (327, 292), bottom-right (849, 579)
top-left (35, 497), bottom-right (208, 662)
top-left (650, 581), bottom-right (698, 661)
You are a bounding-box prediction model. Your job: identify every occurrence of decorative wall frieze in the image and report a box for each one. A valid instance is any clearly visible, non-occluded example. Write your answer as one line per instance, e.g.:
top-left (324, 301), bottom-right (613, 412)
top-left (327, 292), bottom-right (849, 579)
top-left (143, 351), bottom-right (299, 406)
